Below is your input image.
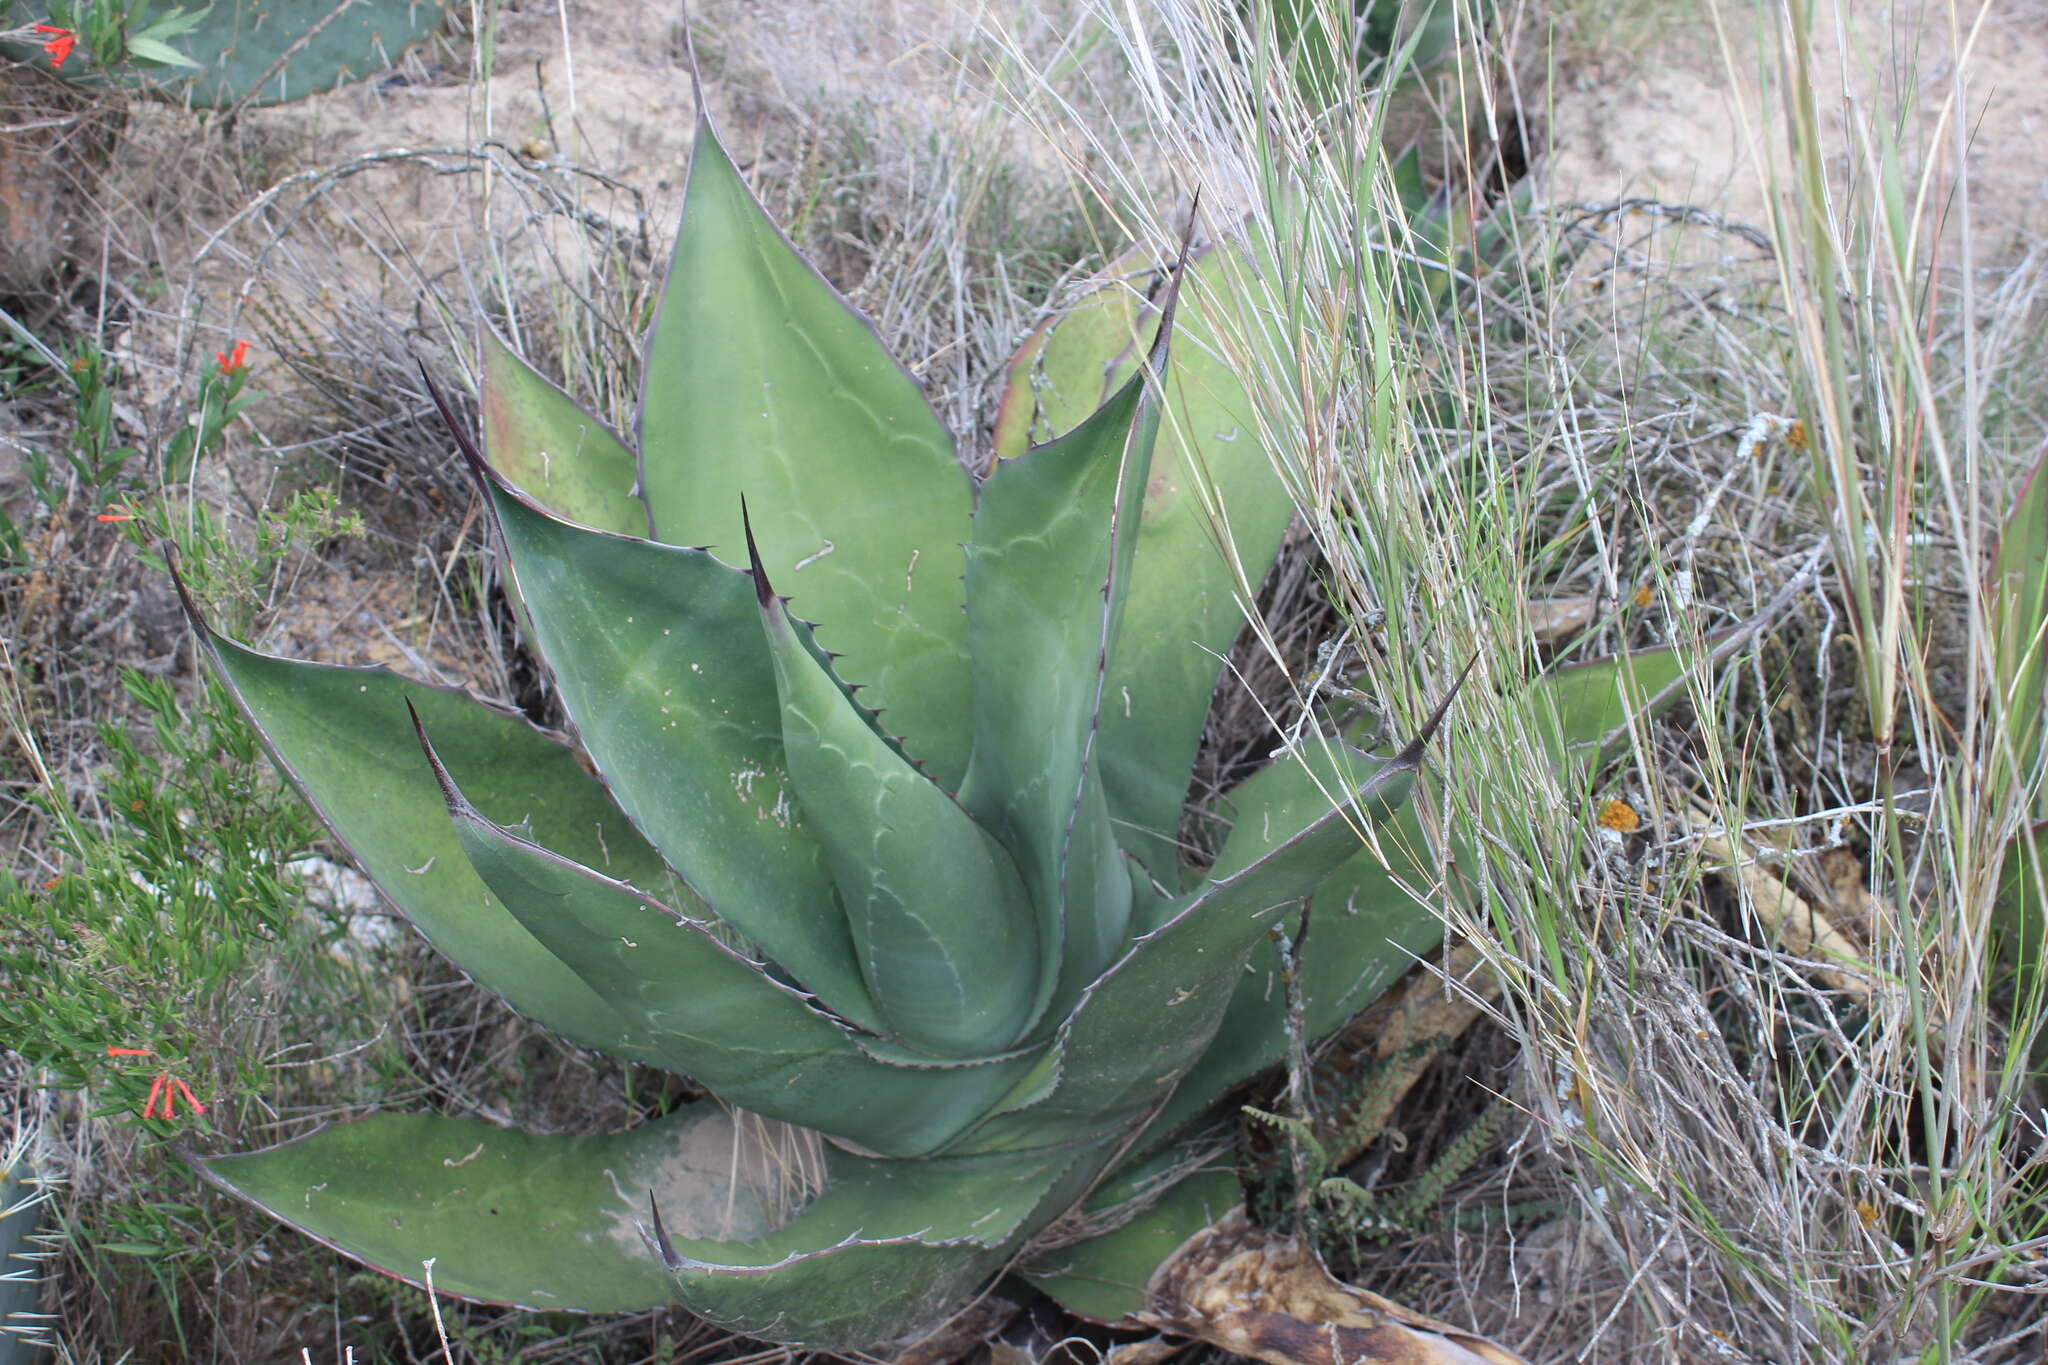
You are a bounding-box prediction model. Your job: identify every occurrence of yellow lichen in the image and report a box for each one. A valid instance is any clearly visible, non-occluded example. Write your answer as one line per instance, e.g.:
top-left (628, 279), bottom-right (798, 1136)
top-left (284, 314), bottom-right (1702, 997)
top-left (1596, 799), bottom-right (1641, 833)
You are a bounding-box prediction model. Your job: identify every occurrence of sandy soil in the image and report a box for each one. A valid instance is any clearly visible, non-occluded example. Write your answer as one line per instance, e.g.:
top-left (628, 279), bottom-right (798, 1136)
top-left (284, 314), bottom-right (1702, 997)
top-left (238, 1), bottom-right (2048, 265)
top-left (1540, 1), bottom-right (2048, 258)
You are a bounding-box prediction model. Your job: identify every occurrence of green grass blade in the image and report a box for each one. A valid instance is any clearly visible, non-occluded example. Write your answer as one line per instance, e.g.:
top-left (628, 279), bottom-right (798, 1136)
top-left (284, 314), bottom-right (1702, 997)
top-left (1151, 646), bottom-right (1691, 1143)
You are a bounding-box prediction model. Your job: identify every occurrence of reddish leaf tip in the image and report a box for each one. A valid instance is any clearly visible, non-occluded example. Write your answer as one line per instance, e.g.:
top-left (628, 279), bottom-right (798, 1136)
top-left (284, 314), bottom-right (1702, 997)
top-left (420, 362), bottom-right (490, 493)
top-left (406, 698), bottom-right (468, 814)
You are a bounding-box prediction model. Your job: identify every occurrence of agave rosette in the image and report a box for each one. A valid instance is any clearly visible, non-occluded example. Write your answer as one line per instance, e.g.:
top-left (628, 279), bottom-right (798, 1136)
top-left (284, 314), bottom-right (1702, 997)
top-left (176, 111), bottom-right (1684, 1347)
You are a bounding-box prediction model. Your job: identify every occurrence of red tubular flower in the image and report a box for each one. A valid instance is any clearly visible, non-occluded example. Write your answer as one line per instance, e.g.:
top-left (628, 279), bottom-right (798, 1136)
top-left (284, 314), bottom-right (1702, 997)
top-left (109, 1046), bottom-right (206, 1121)
top-left (33, 25), bottom-right (75, 69)
top-left (140, 1073), bottom-right (206, 1120)
top-left (215, 339), bottom-right (250, 375)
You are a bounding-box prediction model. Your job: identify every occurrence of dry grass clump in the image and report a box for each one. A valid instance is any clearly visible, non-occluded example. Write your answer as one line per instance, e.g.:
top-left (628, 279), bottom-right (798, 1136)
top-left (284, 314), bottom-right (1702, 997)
top-left (991, 0), bottom-right (2048, 1359)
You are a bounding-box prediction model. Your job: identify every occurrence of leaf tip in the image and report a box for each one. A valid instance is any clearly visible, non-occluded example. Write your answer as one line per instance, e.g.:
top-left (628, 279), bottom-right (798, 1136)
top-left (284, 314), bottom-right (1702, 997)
top-left (679, 2), bottom-right (705, 123)
top-left (166, 549), bottom-right (211, 640)
top-left (1146, 192), bottom-right (1201, 379)
top-left (1392, 650), bottom-right (1479, 770)
top-left (647, 1192), bottom-right (684, 1274)
top-left (406, 697), bottom-right (467, 815)
top-left (419, 360), bottom-right (489, 493)
top-left (741, 496), bottom-right (777, 613)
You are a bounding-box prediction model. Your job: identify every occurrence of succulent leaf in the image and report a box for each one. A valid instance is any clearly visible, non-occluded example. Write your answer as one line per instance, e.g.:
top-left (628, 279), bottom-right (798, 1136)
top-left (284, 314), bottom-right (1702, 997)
top-left (1990, 447), bottom-right (2048, 817)
top-left (652, 1142), bottom-right (1102, 1348)
top-left (185, 1103), bottom-right (784, 1313)
top-left (478, 326), bottom-right (646, 536)
top-left (468, 450), bottom-right (884, 1034)
top-left (1017, 1157), bottom-right (1242, 1325)
top-left (960, 368), bottom-right (1159, 1029)
top-left (1149, 646), bottom-right (1693, 1145)
top-left (991, 244), bottom-right (1298, 888)
top-left (417, 717), bottom-right (1036, 1156)
top-left (962, 743), bottom-right (1423, 1155)
top-left (185, 607), bottom-right (654, 1057)
top-left (1533, 645), bottom-right (1692, 772)
top-left (19, 0), bottom-right (446, 108)
top-left (747, 515), bottom-right (1041, 1056)
top-left (640, 117), bottom-right (974, 783)
top-left (989, 247), bottom-right (1151, 455)
top-left (176, 105), bottom-right (1526, 1347)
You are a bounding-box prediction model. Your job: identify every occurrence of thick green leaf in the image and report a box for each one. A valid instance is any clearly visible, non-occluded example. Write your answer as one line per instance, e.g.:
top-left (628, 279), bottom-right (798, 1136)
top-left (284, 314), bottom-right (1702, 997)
top-left (750, 524), bottom-right (1039, 1056)
top-left (960, 371), bottom-right (1157, 1030)
top-left (992, 245), bottom-right (1298, 888)
top-left (32, 0), bottom-right (447, 109)
top-left (190, 615), bottom-right (650, 1057)
top-left (474, 460), bottom-right (882, 1033)
top-left (639, 117), bottom-right (973, 784)
top-left (425, 734), bottom-right (1035, 1157)
top-left (1144, 744), bottom-right (1439, 1146)
top-left (1017, 1157), bottom-right (1239, 1324)
top-left (654, 1139), bottom-right (1100, 1348)
top-left (959, 745), bottom-right (1423, 1154)
top-left (1535, 643), bottom-right (1693, 775)
top-left (988, 248), bottom-right (1149, 457)
top-left (1997, 821), bottom-right (2048, 975)
top-left (478, 326), bottom-right (645, 536)
top-left (187, 1103), bottom-right (783, 1313)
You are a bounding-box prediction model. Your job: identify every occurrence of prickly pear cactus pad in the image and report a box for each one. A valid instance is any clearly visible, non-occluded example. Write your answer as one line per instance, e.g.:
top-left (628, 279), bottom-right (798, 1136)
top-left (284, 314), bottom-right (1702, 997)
top-left (15, 1), bottom-right (450, 109)
top-left (177, 110), bottom-right (1470, 1349)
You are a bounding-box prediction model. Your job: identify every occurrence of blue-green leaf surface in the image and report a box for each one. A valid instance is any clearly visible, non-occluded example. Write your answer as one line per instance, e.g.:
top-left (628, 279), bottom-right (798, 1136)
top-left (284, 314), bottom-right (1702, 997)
top-left (188, 1103), bottom-right (781, 1313)
top-left (751, 527), bottom-right (1039, 1056)
top-left (190, 614), bottom-right (651, 1057)
top-left (424, 727), bottom-right (1037, 1156)
top-left (478, 325), bottom-right (645, 535)
top-left (474, 458), bottom-right (882, 1033)
top-left (638, 117), bottom-right (973, 783)
top-left (1018, 1155), bottom-right (1239, 1324)
top-left (960, 371), bottom-right (1158, 1031)
top-left (656, 1141), bottom-right (1100, 1348)
top-left (991, 244), bottom-right (1298, 888)
top-left (960, 746), bottom-right (1422, 1154)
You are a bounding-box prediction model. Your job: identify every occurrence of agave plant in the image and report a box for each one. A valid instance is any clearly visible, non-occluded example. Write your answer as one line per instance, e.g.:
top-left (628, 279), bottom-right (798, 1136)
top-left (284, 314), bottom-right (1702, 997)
top-left (177, 109), bottom-right (1680, 1349)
